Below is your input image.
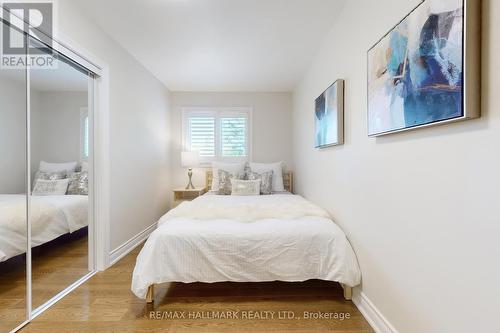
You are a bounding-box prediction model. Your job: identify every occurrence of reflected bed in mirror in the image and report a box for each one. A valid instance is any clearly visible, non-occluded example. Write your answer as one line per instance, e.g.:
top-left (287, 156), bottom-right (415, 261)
top-left (0, 26), bottom-right (28, 330)
top-left (0, 20), bottom-right (95, 330)
top-left (28, 47), bottom-right (92, 309)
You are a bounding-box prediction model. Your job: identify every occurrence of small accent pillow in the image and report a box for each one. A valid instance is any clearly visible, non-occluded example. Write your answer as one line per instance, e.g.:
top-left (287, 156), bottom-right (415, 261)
top-left (218, 169), bottom-right (243, 195)
top-left (33, 171), bottom-right (68, 190)
top-left (246, 170), bottom-right (273, 195)
top-left (67, 171), bottom-right (89, 195)
top-left (231, 179), bottom-right (261, 196)
top-left (33, 179), bottom-right (70, 196)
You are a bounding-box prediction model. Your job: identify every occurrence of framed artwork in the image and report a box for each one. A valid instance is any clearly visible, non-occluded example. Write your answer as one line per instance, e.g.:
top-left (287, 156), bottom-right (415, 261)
top-left (367, 0), bottom-right (480, 137)
top-left (315, 79), bottom-right (344, 148)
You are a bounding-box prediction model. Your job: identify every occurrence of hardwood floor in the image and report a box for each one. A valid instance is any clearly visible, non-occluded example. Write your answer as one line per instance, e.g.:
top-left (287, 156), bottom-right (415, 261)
top-left (0, 230), bottom-right (88, 333)
top-left (31, 230), bottom-right (89, 309)
top-left (21, 245), bottom-right (374, 333)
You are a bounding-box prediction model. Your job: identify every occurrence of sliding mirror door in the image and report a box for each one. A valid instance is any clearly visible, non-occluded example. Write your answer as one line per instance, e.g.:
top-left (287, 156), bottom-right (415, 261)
top-left (29, 37), bottom-right (93, 310)
top-left (0, 20), bottom-right (28, 332)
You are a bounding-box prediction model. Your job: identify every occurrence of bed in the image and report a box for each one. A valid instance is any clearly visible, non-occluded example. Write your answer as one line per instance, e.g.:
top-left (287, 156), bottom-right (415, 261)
top-left (0, 194), bottom-right (88, 262)
top-left (131, 170), bottom-right (361, 302)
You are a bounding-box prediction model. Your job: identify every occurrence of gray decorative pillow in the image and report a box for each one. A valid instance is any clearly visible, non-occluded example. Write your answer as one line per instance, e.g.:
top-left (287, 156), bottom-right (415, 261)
top-left (218, 169), bottom-right (243, 195)
top-left (246, 170), bottom-right (273, 195)
top-left (67, 171), bottom-right (89, 195)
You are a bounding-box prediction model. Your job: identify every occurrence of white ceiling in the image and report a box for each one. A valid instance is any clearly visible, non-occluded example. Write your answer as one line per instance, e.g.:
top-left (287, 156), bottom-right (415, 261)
top-left (72, 0), bottom-right (346, 92)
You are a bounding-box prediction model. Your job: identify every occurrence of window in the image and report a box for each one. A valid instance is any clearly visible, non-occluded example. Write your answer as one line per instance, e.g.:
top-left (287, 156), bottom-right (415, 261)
top-left (183, 107), bottom-right (252, 164)
top-left (188, 116), bottom-right (215, 157)
top-left (80, 107), bottom-right (89, 161)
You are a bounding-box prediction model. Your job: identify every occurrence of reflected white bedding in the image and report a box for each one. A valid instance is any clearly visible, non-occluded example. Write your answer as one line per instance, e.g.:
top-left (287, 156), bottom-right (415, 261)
top-left (0, 194), bottom-right (88, 262)
top-left (131, 194), bottom-right (361, 299)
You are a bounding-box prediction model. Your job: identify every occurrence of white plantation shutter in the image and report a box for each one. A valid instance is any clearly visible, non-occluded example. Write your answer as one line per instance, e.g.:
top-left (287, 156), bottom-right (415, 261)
top-left (220, 117), bottom-right (247, 157)
top-left (183, 107), bottom-right (251, 163)
top-left (188, 117), bottom-right (215, 157)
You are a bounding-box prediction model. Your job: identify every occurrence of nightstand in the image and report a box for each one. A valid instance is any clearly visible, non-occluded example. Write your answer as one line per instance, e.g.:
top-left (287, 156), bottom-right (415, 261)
top-left (173, 188), bottom-right (207, 208)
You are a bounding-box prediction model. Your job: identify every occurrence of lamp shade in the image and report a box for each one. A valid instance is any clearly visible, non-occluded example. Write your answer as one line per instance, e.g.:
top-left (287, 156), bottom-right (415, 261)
top-left (181, 151), bottom-right (199, 167)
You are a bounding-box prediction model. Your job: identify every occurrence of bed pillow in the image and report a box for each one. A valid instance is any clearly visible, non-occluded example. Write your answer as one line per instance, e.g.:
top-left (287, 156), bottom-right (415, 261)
top-left (33, 171), bottom-right (67, 190)
top-left (34, 171), bottom-right (67, 181)
top-left (249, 162), bottom-right (284, 192)
top-left (39, 161), bottom-right (78, 173)
top-left (67, 171), bottom-right (89, 195)
top-left (211, 162), bottom-right (246, 191)
top-left (231, 179), bottom-right (261, 196)
top-left (218, 169), bottom-right (244, 195)
top-left (246, 170), bottom-right (273, 195)
top-left (32, 179), bottom-right (70, 196)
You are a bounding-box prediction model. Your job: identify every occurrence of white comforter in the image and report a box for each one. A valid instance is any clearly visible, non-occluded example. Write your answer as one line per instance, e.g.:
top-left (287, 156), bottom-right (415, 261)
top-left (132, 194), bottom-right (361, 299)
top-left (0, 194), bottom-right (88, 262)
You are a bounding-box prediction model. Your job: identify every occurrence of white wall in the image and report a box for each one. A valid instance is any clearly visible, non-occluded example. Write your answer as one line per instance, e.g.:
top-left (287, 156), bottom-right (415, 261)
top-left (170, 92), bottom-right (293, 192)
top-left (30, 91), bottom-right (87, 177)
top-left (292, 0), bottom-right (500, 332)
top-left (58, 1), bottom-right (173, 251)
top-left (0, 74), bottom-right (26, 194)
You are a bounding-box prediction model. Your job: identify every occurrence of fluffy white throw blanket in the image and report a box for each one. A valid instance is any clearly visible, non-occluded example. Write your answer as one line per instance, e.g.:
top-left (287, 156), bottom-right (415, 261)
top-left (161, 194), bottom-right (330, 223)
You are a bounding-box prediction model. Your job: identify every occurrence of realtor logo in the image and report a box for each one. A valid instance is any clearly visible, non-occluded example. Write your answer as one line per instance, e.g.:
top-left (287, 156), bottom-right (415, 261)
top-left (1, 1), bottom-right (56, 69)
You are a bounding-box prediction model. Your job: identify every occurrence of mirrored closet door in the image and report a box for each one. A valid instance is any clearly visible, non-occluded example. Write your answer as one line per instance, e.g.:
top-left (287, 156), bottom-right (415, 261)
top-left (29, 37), bottom-right (94, 310)
top-left (0, 14), bottom-right (97, 331)
top-left (0, 20), bottom-right (28, 333)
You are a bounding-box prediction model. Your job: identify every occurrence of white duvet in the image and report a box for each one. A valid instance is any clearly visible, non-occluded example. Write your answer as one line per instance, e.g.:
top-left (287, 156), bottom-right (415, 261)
top-left (0, 194), bottom-right (88, 262)
top-left (131, 194), bottom-right (361, 299)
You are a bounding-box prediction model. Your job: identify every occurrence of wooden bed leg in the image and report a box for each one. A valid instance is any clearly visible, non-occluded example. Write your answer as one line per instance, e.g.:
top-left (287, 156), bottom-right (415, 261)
top-left (341, 284), bottom-right (352, 301)
top-left (146, 284), bottom-right (154, 303)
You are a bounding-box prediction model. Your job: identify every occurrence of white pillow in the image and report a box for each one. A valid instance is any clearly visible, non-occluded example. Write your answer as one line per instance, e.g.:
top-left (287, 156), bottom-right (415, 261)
top-left (81, 161), bottom-right (89, 172)
top-left (231, 179), bottom-right (261, 196)
top-left (39, 161), bottom-right (78, 173)
top-left (249, 162), bottom-right (284, 192)
top-left (32, 179), bottom-right (70, 196)
top-left (211, 162), bottom-right (246, 191)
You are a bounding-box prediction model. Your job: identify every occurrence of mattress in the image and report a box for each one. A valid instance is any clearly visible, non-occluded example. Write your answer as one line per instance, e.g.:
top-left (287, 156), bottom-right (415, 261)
top-left (131, 194), bottom-right (361, 299)
top-left (0, 194), bottom-right (88, 262)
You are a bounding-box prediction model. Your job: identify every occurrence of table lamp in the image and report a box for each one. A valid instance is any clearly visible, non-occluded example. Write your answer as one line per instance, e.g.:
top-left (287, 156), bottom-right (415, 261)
top-left (181, 151), bottom-right (199, 189)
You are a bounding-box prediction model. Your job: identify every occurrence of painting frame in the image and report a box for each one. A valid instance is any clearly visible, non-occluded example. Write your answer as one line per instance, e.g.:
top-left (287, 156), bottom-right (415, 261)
top-left (367, 0), bottom-right (481, 137)
top-left (315, 79), bottom-right (345, 148)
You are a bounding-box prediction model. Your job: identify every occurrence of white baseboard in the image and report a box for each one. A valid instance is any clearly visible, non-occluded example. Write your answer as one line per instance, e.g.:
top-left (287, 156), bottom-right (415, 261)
top-left (352, 288), bottom-right (398, 333)
top-left (109, 222), bottom-right (157, 267)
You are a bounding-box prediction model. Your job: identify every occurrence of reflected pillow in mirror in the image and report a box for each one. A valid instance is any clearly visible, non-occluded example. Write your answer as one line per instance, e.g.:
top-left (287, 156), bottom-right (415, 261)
top-left (34, 171), bottom-right (67, 179)
top-left (67, 171), bottom-right (89, 195)
top-left (39, 160), bottom-right (78, 173)
top-left (33, 179), bottom-right (69, 196)
top-left (33, 171), bottom-right (68, 190)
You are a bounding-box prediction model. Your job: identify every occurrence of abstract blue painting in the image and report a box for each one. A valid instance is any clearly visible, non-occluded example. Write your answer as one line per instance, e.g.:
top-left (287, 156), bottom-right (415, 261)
top-left (315, 79), bottom-right (344, 148)
top-left (368, 0), bottom-right (465, 136)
